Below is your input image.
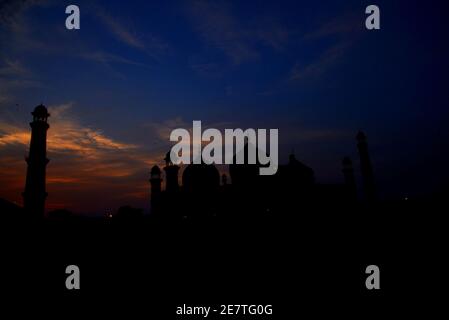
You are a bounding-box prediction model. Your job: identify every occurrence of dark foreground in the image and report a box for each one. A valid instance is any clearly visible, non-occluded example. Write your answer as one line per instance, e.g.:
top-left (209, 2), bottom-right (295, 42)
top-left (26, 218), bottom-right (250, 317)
top-left (0, 200), bottom-right (445, 318)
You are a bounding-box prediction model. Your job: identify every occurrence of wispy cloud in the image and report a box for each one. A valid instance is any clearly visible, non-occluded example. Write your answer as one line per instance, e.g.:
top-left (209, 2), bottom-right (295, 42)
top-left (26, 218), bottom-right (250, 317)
top-left (190, 62), bottom-right (223, 78)
top-left (289, 11), bottom-right (362, 82)
top-left (289, 41), bottom-right (351, 81)
top-left (0, 59), bottom-right (29, 76)
top-left (0, 2), bottom-right (152, 78)
top-left (80, 52), bottom-right (147, 67)
top-left (283, 126), bottom-right (350, 143)
top-left (145, 117), bottom-right (235, 145)
top-left (0, 0), bottom-right (49, 29)
top-left (303, 12), bottom-right (361, 40)
top-left (95, 8), bottom-right (170, 61)
top-left (187, 1), bottom-right (256, 64)
top-left (0, 58), bottom-right (43, 95)
top-left (187, 0), bottom-right (291, 64)
top-left (78, 51), bottom-right (149, 78)
top-left (0, 94), bottom-right (10, 104)
top-left (96, 10), bottom-right (146, 49)
top-left (0, 103), bottom-right (137, 160)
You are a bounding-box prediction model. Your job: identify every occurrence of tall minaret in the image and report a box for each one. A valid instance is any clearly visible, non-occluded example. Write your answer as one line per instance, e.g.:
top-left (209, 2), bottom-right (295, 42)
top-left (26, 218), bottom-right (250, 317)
top-left (163, 151), bottom-right (179, 192)
top-left (23, 104), bottom-right (50, 217)
top-left (342, 157), bottom-right (357, 202)
top-left (356, 131), bottom-right (376, 203)
top-left (150, 165), bottom-right (162, 214)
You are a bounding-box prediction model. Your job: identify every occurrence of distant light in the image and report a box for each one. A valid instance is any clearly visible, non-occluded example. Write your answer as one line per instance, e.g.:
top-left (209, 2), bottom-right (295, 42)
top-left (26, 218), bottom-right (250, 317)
top-left (404, 197), bottom-right (408, 201)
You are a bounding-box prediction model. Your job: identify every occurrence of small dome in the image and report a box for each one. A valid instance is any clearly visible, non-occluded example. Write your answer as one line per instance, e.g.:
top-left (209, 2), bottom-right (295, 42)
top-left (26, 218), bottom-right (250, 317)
top-left (32, 104), bottom-right (50, 118)
top-left (151, 165), bottom-right (161, 174)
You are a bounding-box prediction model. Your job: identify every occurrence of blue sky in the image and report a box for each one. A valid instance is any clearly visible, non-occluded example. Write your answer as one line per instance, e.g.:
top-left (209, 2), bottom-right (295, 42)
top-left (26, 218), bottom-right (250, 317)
top-left (1, 0), bottom-right (448, 213)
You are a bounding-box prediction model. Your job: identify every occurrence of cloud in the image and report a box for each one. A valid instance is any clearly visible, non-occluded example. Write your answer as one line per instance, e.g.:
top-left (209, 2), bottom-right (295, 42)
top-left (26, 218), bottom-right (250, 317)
top-left (303, 12), bottom-right (361, 40)
top-left (289, 41), bottom-right (351, 81)
top-left (290, 12), bottom-right (362, 82)
top-left (0, 59), bottom-right (29, 76)
top-left (190, 62), bottom-right (223, 78)
top-left (187, 1), bottom-right (256, 64)
top-left (0, 2), bottom-right (152, 79)
top-left (0, 103), bottom-right (161, 214)
top-left (145, 117), bottom-right (235, 146)
top-left (187, 0), bottom-right (290, 64)
top-left (284, 127), bottom-right (349, 143)
top-left (0, 0), bottom-right (49, 28)
top-left (47, 104), bottom-right (137, 156)
top-left (77, 51), bottom-right (149, 78)
top-left (0, 58), bottom-right (43, 101)
top-left (80, 52), bottom-right (147, 67)
top-left (95, 8), bottom-right (170, 61)
top-left (0, 103), bottom-right (140, 167)
top-left (0, 93), bottom-right (11, 105)
top-left (96, 10), bottom-right (145, 49)
top-left (0, 111), bottom-right (242, 214)
top-left (252, 16), bottom-right (292, 52)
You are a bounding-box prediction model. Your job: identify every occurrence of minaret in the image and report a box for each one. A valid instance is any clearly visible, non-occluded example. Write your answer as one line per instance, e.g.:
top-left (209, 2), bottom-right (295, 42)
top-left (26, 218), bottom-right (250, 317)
top-left (342, 157), bottom-right (357, 202)
top-left (150, 165), bottom-right (162, 213)
top-left (356, 131), bottom-right (376, 203)
top-left (23, 104), bottom-right (50, 217)
top-left (163, 151), bottom-right (179, 192)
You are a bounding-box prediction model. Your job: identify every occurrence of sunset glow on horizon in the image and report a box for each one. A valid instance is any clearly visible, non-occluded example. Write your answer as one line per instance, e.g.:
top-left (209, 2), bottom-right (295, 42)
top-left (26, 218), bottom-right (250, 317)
top-left (1, 0), bottom-right (448, 214)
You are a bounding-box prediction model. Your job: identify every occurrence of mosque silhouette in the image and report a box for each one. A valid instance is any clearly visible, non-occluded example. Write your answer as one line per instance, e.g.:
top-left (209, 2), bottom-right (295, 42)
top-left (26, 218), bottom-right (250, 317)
top-left (3, 104), bottom-right (445, 304)
top-left (0, 104), bottom-right (379, 220)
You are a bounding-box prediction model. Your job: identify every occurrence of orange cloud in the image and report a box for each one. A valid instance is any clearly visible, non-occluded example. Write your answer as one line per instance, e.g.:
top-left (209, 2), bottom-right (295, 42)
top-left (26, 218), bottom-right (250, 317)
top-left (0, 103), bottom-right (161, 214)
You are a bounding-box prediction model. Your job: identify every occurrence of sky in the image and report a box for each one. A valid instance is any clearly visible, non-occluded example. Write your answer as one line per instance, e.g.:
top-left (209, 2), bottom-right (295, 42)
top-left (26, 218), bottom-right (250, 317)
top-left (0, 0), bottom-right (448, 215)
